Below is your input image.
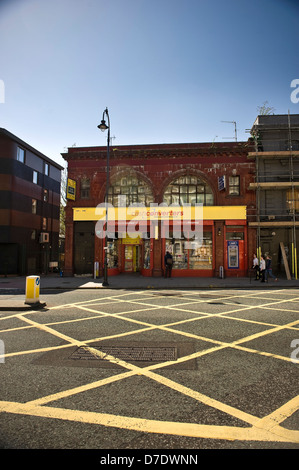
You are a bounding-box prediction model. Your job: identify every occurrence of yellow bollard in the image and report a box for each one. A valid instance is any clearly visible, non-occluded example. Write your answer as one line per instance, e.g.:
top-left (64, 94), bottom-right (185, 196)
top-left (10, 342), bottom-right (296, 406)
top-left (25, 276), bottom-right (40, 305)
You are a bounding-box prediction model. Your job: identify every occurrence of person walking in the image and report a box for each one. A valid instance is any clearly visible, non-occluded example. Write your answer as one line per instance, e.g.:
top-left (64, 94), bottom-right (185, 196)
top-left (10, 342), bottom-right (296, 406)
top-left (265, 255), bottom-right (278, 281)
top-left (164, 251), bottom-right (173, 278)
top-left (252, 254), bottom-right (259, 280)
top-left (260, 255), bottom-right (266, 282)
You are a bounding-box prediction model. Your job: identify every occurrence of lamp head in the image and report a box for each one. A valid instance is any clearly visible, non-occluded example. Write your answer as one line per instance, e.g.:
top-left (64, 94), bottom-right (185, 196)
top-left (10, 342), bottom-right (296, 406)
top-left (98, 119), bottom-right (109, 132)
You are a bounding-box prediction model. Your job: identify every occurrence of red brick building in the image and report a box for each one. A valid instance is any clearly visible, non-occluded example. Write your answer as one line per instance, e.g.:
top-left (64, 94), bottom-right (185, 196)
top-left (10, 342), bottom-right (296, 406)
top-left (62, 140), bottom-right (256, 278)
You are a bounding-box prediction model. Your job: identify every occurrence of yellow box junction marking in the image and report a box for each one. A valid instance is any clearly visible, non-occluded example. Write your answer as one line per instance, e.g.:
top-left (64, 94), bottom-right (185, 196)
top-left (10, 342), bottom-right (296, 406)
top-left (0, 289), bottom-right (298, 444)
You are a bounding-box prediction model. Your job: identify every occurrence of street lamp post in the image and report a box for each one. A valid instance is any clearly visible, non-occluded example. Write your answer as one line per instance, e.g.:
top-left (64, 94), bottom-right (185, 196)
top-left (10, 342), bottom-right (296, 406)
top-left (98, 107), bottom-right (110, 286)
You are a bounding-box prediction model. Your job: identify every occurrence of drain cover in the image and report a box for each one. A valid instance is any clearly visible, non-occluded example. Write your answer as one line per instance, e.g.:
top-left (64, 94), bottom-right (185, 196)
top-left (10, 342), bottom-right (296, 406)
top-left (70, 346), bottom-right (177, 362)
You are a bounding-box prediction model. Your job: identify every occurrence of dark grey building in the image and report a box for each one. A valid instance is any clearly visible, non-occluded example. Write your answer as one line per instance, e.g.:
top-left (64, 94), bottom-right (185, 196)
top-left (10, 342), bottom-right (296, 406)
top-left (248, 114), bottom-right (299, 277)
top-left (0, 128), bottom-right (63, 275)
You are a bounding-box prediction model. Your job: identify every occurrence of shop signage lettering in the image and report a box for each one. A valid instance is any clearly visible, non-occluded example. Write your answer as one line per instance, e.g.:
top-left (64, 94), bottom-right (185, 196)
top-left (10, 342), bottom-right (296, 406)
top-left (94, 202), bottom-right (203, 241)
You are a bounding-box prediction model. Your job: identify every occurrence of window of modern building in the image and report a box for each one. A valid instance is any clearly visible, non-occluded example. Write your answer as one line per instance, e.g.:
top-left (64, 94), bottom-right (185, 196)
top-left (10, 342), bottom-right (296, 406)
top-left (163, 175), bottom-right (214, 205)
top-left (32, 199), bottom-right (37, 214)
top-left (228, 176), bottom-right (240, 195)
top-left (108, 176), bottom-right (154, 206)
top-left (44, 163), bottom-right (49, 176)
top-left (17, 147), bottom-right (25, 163)
top-left (43, 189), bottom-right (49, 202)
top-left (33, 170), bottom-right (38, 184)
top-left (80, 177), bottom-right (90, 199)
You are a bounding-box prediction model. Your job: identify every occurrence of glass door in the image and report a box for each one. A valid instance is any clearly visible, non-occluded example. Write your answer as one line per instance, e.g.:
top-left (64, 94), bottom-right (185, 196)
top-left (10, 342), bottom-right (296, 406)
top-left (124, 245), bottom-right (134, 272)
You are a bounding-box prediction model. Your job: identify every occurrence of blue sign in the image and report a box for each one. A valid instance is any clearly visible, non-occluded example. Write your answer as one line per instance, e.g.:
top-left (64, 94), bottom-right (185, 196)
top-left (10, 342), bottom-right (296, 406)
top-left (218, 175), bottom-right (226, 191)
top-left (227, 240), bottom-right (239, 269)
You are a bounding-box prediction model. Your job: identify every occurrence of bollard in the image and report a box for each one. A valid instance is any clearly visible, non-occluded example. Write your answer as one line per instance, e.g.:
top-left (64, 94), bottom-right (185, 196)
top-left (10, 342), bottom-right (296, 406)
top-left (25, 275), bottom-right (41, 305)
top-left (219, 266), bottom-right (224, 279)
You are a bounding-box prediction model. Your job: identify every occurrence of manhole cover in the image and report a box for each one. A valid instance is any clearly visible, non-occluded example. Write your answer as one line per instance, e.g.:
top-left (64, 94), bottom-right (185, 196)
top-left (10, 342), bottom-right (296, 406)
top-left (69, 346), bottom-right (177, 362)
top-left (32, 341), bottom-right (196, 370)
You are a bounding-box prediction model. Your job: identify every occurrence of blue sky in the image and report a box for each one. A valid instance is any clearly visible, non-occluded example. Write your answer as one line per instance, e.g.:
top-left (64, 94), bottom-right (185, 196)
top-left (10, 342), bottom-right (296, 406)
top-left (0, 0), bottom-right (298, 168)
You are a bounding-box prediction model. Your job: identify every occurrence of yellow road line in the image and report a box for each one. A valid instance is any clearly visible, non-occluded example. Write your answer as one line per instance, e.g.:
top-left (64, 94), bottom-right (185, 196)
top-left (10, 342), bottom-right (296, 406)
top-left (1, 289), bottom-right (298, 445)
top-left (0, 400), bottom-right (298, 443)
top-left (258, 395), bottom-right (299, 430)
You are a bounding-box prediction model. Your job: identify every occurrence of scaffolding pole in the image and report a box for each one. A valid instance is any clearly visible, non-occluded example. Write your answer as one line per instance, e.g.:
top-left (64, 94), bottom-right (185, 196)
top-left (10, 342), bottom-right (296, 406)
top-left (288, 111), bottom-right (298, 279)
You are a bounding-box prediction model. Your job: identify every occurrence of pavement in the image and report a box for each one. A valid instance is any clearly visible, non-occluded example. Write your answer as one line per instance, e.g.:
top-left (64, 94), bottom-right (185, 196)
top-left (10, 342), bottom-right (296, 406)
top-left (0, 272), bottom-right (298, 311)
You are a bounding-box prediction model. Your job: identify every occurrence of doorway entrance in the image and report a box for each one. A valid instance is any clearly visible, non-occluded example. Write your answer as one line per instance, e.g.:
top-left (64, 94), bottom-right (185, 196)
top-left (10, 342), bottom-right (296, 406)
top-left (124, 244), bottom-right (141, 272)
top-left (74, 222), bottom-right (94, 274)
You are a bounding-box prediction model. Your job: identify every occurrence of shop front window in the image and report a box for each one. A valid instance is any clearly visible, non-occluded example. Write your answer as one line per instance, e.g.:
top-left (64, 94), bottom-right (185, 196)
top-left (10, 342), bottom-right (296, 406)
top-left (165, 231), bottom-right (213, 269)
top-left (107, 239), bottom-right (118, 268)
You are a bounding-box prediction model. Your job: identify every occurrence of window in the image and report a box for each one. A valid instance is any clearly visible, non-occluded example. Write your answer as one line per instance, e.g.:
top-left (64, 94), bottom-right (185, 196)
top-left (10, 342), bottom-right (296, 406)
top-left (42, 217), bottom-right (47, 230)
top-left (165, 230), bottom-right (213, 270)
top-left (107, 240), bottom-right (118, 268)
top-left (108, 176), bottom-right (153, 206)
top-left (44, 163), bottom-right (49, 176)
top-left (43, 189), bottom-right (49, 202)
top-left (228, 176), bottom-right (240, 196)
top-left (17, 147), bottom-right (25, 163)
top-left (163, 175), bottom-right (214, 205)
top-left (33, 170), bottom-right (38, 184)
top-left (31, 230), bottom-right (36, 240)
top-left (32, 199), bottom-right (37, 214)
top-left (80, 177), bottom-right (90, 199)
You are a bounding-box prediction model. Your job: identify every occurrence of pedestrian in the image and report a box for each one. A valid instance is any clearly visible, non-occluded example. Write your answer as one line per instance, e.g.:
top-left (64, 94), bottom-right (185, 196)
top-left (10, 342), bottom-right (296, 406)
top-left (164, 251), bottom-right (173, 278)
top-left (260, 255), bottom-right (266, 282)
top-left (252, 253), bottom-right (259, 280)
top-left (265, 255), bottom-right (278, 281)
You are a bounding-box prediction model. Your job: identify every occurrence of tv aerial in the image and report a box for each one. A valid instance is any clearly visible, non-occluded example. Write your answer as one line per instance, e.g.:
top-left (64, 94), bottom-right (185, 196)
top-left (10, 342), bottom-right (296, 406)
top-left (221, 120), bottom-right (237, 141)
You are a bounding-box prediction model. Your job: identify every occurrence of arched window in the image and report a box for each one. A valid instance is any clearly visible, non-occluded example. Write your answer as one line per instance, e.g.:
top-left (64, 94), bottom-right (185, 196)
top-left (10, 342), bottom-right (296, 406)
top-left (108, 175), bottom-right (154, 206)
top-left (163, 175), bottom-right (214, 205)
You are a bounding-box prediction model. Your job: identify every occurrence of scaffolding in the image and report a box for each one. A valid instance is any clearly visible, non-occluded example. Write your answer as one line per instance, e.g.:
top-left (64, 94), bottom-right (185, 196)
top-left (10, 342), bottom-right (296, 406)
top-left (250, 113), bottom-right (299, 279)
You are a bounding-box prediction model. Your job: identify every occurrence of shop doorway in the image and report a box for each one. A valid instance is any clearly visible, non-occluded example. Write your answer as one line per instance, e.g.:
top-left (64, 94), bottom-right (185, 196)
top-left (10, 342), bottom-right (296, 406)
top-left (74, 222), bottom-right (94, 274)
top-left (124, 244), bottom-right (141, 272)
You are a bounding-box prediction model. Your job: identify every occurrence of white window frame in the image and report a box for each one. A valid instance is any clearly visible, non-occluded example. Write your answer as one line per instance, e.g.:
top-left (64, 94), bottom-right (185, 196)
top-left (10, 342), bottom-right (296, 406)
top-left (17, 147), bottom-right (25, 163)
top-left (33, 170), bottom-right (38, 184)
